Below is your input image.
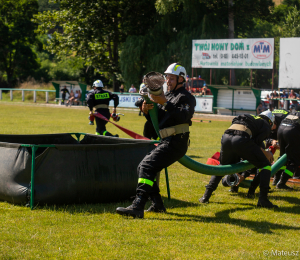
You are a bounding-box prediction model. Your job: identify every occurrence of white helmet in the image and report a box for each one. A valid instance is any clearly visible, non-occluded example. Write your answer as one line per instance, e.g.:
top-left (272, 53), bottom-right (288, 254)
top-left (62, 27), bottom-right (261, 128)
top-left (259, 110), bottom-right (275, 126)
top-left (164, 63), bottom-right (186, 81)
top-left (92, 80), bottom-right (104, 88)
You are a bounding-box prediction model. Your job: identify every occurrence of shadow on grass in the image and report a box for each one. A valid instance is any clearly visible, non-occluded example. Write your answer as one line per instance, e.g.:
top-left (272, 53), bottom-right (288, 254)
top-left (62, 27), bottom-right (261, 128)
top-left (35, 197), bottom-right (199, 214)
top-left (164, 206), bottom-right (300, 234)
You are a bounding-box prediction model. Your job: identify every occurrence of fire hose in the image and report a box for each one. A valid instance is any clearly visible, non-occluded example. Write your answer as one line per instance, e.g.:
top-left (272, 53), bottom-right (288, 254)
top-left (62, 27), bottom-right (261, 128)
top-left (141, 72), bottom-right (287, 181)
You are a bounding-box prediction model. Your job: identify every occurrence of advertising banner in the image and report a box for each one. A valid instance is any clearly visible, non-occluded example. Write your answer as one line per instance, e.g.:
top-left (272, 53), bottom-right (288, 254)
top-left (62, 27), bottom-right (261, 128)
top-left (192, 38), bottom-right (274, 69)
top-left (194, 97), bottom-right (213, 112)
top-left (110, 94), bottom-right (141, 108)
top-left (279, 37), bottom-right (300, 89)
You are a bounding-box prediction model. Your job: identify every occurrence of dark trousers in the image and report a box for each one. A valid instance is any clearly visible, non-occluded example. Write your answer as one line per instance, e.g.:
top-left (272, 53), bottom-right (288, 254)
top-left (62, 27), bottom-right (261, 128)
top-left (278, 124), bottom-right (300, 168)
top-left (206, 133), bottom-right (271, 195)
top-left (278, 124), bottom-right (300, 182)
top-left (137, 134), bottom-right (189, 195)
top-left (95, 109), bottom-right (111, 135)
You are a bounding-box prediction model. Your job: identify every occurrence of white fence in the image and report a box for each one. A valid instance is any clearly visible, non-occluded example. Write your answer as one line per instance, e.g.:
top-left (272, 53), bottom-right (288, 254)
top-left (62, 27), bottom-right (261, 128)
top-left (0, 88), bottom-right (56, 103)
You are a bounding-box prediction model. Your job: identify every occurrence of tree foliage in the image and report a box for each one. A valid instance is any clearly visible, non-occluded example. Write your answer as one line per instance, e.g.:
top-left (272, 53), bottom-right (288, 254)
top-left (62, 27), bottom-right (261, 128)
top-left (0, 0), bottom-right (39, 87)
top-left (281, 5), bottom-right (300, 37)
top-left (34, 0), bottom-right (158, 90)
top-left (120, 0), bottom-right (275, 87)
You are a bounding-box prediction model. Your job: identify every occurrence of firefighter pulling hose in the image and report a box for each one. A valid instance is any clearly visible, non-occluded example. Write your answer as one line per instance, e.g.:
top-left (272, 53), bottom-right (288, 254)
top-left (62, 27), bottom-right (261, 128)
top-left (116, 63), bottom-right (196, 218)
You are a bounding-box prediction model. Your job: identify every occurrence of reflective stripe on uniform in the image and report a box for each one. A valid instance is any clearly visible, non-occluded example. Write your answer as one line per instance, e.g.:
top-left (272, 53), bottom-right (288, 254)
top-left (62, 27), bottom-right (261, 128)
top-left (95, 132), bottom-right (100, 135)
top-left (284, 169), bottom-right (293, 177)
top-left (95, 93), bottom-right (109, 99)
top-left (273, 110), bottom-right (288, 115)
top-left (103, 131), bottom-right (108, 136)
top-left (138, 178), bottom-right (154, 186)
top-left (250, 115), bottom-right (262, 120)
top-left (280, 166), bottom-right (286, 170)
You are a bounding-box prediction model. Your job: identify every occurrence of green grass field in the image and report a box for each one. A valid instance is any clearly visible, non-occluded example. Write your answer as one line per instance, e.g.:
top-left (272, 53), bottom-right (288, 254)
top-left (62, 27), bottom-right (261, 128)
top-left (0, 102), bottom-right (299, 259)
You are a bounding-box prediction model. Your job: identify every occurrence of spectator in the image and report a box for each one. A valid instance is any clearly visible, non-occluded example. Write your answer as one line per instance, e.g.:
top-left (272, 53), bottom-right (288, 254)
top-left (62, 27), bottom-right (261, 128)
top-left (256, 101), bottom-right (266, 115)
top-left (201, 85), bottom-right (208, 96)
top-left (139, 77), bottom-right (147, 116)
top-left (140, 76), bottom-right (146, 91)
top-left (60, 86), bottom-right (69, 105)
top-left (281, 90), bottom-right (289, 110)
top-left (185, 75), bottom-right (191, 92)
top-left (268, 93), bottom-right (274, 111)
top-left (129, 84), bottom-right (137, 93)
top-left (288, 89), bottom-right (298, 108)
top-left (66, 90), bottom-right (74, 106)
top-left (273, 90), bottom-right (279, 109)
top-left (200, 84), bottom-right (212, 96)
top-left (74, 90), bottom-right (81, 105)
top-left (119, 84), bottom-right (125, 94)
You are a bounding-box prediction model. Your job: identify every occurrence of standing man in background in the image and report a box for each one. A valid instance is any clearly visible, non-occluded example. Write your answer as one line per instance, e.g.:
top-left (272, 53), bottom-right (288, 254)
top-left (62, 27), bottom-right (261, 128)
top-left (60, 86), bottom-right (69, 105)
top-left (87, 80), bottom-right (119, 137)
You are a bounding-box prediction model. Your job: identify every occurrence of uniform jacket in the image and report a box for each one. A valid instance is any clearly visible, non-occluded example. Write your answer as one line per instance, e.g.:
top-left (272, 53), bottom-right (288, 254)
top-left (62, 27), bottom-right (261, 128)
top-left (228, 114), bottom-right (271, 145)
top-left (146, 87), bottom-right (196, 130)
top-left (87, 88), bottom-right (119, 111)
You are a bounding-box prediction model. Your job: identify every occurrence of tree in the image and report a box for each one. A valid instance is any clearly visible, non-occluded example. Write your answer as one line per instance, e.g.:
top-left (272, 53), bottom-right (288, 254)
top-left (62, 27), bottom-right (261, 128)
top-left (34, 0), bottom-right (158, 90)
top-left (281, 5), bottom-right (300, 37)
top-left (38, 0), bottom-right (59, 13)
top-left (155, 0), bottom-right (274, 85)
top-left (0, 0), bottom-right (39, 87)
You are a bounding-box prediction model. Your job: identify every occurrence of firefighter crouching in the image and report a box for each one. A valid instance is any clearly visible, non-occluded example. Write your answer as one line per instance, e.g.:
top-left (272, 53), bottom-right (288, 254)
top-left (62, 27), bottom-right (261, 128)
top-left (277, 111), bottom-right (300, 189)
top-left (199, 110), bottom-right (278, 209)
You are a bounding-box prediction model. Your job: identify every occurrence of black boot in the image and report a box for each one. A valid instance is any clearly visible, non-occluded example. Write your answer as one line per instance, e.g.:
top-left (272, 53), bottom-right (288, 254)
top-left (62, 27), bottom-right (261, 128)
top-left (116, 193), bottom-right (148, 218)
top-left (272, 171), bottom-right (282, 186)
top-left (246, 172), bottom-right (260, 198)
top-left (246, 185), bottom-right (256, 198)
top-left (229, 185), bottom-right (239, 193)
top-left (293, 167), bottom-right (300, 179)
top-left (199, 189), bottom-right (213, 203)
top-left (257, 169), bottom-right (278, 208)
top-left (146, 193), bottom-right (166, 213)
top-left (276, 172), bottom-right (293, 190)
top-left (257, 197), bottom-right (279, 208)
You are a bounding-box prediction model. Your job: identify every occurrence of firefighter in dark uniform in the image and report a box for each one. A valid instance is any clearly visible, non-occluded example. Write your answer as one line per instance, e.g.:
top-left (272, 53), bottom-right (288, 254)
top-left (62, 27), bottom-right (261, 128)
top-left (268, 109), bottom-right (291, 189)
top-left (234, 109), bottom-right (289, 198)
top-left (199, 110), bottom-right (278, 208)
top-left (116, 63), bottom-right (196, 218)
top-left (276, 110), bottom-right (300, 189)
top-left (87, 80), bottom-right (119, 137)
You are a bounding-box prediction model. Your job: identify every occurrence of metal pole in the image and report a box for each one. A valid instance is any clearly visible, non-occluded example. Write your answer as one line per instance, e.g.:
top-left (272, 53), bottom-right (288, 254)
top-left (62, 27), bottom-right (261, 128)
top-left (33, 91), bottom-right (36, 103)
top-left (46, 92), bottom-right (49, 103)
top-left (22, 90), bottom-right (25, 102)
top-left (230, 70), bottom-right (232, 86)
top-left (272, 42), bottom-right (275, 91)
top-left (30, 146), bottom-right (38, 210)
top-left (192, 68), bottom-right (194, 92)
top-left (165, 167), bottom-right (171, 200)
top-left (0, 90), bottom-right (2, 100)
top-left (250, 69), bottom-right (253, 88)
top-left (214, 69), bottom-right (217, 84)
top-left (210, 69), bottom-right (212, 85)
top-left (10, 90), bottom-right (13, 101)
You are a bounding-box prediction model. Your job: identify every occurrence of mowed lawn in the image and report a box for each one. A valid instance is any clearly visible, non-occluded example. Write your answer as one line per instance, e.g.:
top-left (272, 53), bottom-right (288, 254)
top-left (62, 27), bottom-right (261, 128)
top-left (0, 102), bottom-right (299, 259)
